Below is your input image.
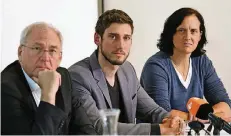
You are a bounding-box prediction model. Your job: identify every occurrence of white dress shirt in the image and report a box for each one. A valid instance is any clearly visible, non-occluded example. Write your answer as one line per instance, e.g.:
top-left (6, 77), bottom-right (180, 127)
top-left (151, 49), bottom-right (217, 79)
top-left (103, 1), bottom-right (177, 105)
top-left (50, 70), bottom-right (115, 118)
top-left (22, 69), bottom-right (41, 107)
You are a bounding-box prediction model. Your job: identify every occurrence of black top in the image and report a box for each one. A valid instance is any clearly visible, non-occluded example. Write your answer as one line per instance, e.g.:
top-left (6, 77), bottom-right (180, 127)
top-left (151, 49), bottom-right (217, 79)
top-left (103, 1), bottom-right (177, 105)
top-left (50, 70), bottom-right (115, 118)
top-left (106, 74), bottom-right (160, 134)
top-left (1, 61), bottom-right (71, 134)
top-left (106, 74), bottom-right (126, 123)
top-left (1, 60), bottom-right (97, 135)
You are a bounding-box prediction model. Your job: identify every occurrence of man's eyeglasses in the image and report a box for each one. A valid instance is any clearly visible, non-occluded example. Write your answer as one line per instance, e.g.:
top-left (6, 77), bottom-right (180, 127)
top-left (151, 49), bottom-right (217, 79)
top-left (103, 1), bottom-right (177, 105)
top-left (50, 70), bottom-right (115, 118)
top-left (21, 44), bottom-right (62, 57)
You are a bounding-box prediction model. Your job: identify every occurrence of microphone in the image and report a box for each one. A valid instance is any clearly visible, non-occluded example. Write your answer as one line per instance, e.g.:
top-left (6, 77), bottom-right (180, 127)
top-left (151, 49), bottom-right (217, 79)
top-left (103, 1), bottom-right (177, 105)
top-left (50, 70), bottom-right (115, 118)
top-left (187, 97), bottom-right (213, 120)
top-left (188, 121), bottom-right (212, 135)
top-left (187, 97), bottom-right (231, 134)
top-left (208, 113), bottom-right (231, 134)
top-left (188, 121), bottom-right (205, 135)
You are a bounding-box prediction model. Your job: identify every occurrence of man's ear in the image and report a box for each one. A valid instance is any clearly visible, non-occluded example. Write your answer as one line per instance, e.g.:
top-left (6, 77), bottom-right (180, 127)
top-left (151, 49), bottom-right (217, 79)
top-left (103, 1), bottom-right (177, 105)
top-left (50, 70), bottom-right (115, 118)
top-left (57, 53), bottom-right (62, 66)
top-left (94, 32), bottom-right (101, 46)
top-left (18, 45), bottom-right (23, 62)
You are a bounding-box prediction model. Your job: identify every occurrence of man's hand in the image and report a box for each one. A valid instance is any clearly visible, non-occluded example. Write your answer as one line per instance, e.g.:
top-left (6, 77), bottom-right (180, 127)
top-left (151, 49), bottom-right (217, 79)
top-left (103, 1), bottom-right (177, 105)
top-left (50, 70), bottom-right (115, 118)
top-left (170, 109), bottom-right (189, 120)
top-left (160, 116), bottom-right (186, 135)
top-left (32, 70), bottom-right (61, 105)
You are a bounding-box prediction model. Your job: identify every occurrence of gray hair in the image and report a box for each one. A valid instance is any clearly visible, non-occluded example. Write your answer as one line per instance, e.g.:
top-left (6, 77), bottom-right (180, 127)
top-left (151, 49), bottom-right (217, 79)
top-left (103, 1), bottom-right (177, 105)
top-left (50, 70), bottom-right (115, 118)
top-left (20, 22), bottom-right (63, 46)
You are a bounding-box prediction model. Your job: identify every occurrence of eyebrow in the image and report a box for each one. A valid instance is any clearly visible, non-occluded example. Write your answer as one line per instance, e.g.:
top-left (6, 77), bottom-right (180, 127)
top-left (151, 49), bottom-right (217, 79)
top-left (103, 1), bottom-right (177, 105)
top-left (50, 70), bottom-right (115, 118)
top-left (108, 33), bottom-right (131, 37)
top-left (191, 28), bottom-right (199, 31)
top-left (177, 27), bottom-right (199, 30)
top-left (34, 42), bottom-right (59, 48)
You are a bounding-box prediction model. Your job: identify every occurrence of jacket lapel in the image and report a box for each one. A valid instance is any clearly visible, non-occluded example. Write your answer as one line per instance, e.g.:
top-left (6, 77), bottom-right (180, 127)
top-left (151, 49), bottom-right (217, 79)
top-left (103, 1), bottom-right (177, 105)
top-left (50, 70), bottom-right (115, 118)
top-left (55, 88), bottom-right (65, 112)
top-left (89, 51), bottom-right (112, 108)
top-left (14, 61), bottom-right (38, 112)
top-left (117, 68), bottom-right (133, 122)
top-left (11, 61), bottom-right (67, 113)
top-left (56, 67), bottom-right (77, 115)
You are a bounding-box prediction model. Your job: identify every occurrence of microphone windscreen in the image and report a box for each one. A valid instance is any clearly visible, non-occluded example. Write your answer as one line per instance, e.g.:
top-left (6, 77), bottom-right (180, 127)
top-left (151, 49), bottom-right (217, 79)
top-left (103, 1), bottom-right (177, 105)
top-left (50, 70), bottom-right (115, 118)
top-left (196, 104), bottom-right (214, 120)
top-left (187, 97), bottom-right (214, 120)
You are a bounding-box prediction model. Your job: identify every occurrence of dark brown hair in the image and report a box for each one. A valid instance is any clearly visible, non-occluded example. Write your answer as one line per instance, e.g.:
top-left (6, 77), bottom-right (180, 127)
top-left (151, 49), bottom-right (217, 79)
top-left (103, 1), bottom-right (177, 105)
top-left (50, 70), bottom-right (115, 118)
top-left (157, 7), bottom-right (207, 57)
top-left (95, 9), bottom-right (134, 37)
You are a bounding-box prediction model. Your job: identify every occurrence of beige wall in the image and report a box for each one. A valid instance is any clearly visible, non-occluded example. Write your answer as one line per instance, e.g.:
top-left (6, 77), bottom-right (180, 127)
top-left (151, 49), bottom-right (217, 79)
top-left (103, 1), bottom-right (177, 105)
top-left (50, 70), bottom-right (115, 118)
top-left (104, 0), bottom-right (231, 97)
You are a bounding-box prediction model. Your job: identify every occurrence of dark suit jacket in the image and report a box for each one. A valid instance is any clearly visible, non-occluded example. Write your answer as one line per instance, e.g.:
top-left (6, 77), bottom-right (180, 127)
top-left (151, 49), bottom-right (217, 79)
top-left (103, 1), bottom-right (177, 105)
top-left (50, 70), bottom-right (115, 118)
top-left (1, 60), bottom-right (96, 135)
top-left (68, 51), bottom-right (169, 135)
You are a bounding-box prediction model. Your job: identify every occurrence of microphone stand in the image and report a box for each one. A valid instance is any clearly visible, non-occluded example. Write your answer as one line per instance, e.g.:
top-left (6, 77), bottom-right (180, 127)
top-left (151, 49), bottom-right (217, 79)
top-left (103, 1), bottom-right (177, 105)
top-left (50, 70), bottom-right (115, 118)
top-left (208, 113), bottom-right (225, 135)
top-left (211, 120), bottom-right (223, 135)
top-left (203, 128), bottom-right (211, 135)
top-left (213, 127), bottom-right (221, 135)
top-left (188, 129), bottom-right (192, 136)
top-left (208, 112), bottom-right (231, 135)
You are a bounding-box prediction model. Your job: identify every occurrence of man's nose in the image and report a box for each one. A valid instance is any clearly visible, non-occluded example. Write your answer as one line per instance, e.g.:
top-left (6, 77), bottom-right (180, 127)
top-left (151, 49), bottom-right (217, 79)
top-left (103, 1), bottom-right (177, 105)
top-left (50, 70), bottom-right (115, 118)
top-left (40, 50), bottom-right (50, 61)
top-left (117, 38), bottom-right (125, 48)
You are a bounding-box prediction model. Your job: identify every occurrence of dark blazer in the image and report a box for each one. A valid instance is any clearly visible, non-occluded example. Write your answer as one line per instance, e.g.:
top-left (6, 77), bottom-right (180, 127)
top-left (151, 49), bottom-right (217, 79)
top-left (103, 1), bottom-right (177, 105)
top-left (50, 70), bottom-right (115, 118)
top-left (1, 60), bottom-right (72, 135)
top-left (68, 51), bottom-right (169, 135)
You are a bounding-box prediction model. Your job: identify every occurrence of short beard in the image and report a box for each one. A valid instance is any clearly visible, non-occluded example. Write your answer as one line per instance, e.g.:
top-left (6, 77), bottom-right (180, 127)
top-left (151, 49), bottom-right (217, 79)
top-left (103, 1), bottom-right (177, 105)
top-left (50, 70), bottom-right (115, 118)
top-left (101, 46), bottom-right (129, 65)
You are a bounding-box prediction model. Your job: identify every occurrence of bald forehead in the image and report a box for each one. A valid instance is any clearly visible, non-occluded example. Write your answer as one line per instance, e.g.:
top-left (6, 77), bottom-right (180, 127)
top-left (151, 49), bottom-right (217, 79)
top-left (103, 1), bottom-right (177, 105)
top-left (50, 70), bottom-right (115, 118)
top-left (20, 23), bottom-right (63, 46)
top-left (28, 26), bottom-right (60, 40)
top-left (25, 26), bottom-right (62, 50)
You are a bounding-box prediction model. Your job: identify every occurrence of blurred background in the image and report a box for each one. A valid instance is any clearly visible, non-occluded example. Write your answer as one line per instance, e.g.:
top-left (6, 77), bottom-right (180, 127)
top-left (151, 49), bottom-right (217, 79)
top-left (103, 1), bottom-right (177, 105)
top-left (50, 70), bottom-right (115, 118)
top-left (104, 0), bottom-right (231, 97)
top-left (1, 0), bottom-right (230, 97)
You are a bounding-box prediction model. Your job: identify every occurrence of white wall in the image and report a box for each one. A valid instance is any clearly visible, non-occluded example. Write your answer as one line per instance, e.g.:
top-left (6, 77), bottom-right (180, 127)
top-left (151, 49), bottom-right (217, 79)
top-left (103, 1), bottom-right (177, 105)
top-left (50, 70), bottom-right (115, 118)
top-left (1, 0), bottom-right (98, 70)
top-left (104, 0), bottom-right (231, 96)
top-left (0, 0), bottom-right (2, 69)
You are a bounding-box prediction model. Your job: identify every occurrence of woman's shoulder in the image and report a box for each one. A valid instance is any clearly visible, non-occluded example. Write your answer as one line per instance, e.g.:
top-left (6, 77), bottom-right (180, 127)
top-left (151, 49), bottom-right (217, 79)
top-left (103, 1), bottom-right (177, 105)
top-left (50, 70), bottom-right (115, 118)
top-left (146, 51), bottom-right (170, 64)
top-left (142, 51), bottom-right (172, 73)
top-left (191, 53), bottom-right (211, 66)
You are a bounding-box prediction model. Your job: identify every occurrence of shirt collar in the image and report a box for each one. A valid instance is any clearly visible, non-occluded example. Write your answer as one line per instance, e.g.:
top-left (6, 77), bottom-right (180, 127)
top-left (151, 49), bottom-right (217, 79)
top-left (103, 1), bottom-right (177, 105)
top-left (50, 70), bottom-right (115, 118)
top-left (22, 68), bottom-right (40, 91)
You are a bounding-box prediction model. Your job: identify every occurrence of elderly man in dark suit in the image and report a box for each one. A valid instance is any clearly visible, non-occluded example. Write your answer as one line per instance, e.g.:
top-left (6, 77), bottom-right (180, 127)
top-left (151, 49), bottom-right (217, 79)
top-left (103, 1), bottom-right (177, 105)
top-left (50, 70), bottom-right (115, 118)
top-left (68, 9), bottom-right (185, 135)
top-left (1, 22), bottom-right (96, 135)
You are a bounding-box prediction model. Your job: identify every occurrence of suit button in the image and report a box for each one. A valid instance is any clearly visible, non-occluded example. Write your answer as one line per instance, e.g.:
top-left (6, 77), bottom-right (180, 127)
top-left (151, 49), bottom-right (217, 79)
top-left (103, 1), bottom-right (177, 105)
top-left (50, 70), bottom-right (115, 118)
top-left (59, 120), bottom-right (65, 128)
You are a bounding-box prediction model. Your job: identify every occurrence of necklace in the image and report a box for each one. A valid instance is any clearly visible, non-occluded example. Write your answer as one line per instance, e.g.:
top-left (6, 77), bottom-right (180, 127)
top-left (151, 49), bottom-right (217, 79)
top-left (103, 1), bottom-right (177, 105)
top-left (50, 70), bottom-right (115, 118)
top-left (171, 59), bottom-right (189, 78)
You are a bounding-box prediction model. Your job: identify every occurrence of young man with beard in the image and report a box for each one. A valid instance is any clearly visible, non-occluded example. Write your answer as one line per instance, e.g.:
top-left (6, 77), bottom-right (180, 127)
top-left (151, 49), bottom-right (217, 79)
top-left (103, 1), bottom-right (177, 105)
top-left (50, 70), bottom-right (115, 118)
top-left (68, 9), bottom-right (185, 135)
